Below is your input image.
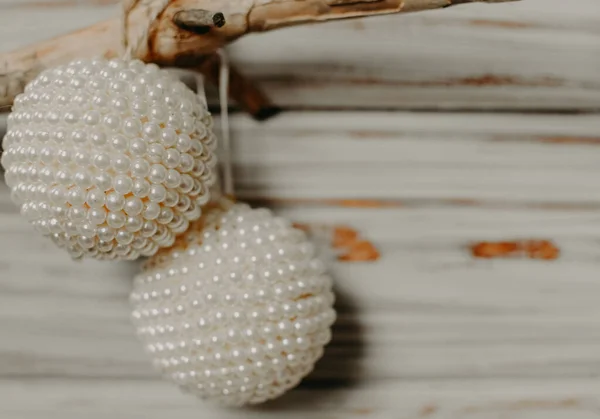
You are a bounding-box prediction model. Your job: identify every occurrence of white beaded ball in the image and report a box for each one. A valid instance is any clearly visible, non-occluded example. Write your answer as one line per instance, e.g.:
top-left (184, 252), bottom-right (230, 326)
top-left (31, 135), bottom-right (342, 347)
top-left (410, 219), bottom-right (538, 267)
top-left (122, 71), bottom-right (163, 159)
top-left (1, 58), bottom-right (217, 260)
top-left (130, 200), bottom-right (336, 405)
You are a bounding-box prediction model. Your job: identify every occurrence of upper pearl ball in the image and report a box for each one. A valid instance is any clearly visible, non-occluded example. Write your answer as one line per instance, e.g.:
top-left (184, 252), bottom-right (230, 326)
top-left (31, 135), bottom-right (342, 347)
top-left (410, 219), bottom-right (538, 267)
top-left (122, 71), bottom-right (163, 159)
top-left (130, 201), bottom-right (336, 405)
top-left (1, 58), bottom-right (217, 260)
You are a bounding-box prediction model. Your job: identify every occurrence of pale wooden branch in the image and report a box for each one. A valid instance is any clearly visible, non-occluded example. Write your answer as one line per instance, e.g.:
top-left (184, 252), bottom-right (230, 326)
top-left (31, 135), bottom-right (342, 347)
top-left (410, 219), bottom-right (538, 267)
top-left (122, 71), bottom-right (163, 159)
top-left (0, 0), bottom-right (517, 111)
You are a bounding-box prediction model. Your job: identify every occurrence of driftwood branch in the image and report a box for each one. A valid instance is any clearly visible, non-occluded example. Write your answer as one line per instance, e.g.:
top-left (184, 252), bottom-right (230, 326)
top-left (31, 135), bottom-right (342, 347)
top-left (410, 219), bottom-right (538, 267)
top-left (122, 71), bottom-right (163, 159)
top-left (0, 0), bottom-right (516, 112)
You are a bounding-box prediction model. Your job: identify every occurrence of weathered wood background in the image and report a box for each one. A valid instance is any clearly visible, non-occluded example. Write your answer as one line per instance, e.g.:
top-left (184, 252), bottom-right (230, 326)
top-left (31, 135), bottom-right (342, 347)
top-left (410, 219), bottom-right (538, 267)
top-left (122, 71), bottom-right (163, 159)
top-left (2, 0), bottom-right (600, 417)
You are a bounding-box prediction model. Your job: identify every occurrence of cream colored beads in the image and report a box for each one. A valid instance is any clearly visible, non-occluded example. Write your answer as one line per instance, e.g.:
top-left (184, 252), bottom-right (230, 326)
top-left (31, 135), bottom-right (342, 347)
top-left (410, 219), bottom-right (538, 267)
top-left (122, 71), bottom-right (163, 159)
top-left (1, 56), bottom-right (335, 405)
top-left (0, 58), bottom-right (217, 260)
top-left (130, 201), bottom-right (336, 405)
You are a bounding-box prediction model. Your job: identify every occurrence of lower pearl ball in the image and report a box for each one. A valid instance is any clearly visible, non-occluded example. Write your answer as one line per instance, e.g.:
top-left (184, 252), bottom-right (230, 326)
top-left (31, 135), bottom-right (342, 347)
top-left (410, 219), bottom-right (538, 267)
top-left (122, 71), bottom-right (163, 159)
top-left (130, 201), bottom-right (336, 405)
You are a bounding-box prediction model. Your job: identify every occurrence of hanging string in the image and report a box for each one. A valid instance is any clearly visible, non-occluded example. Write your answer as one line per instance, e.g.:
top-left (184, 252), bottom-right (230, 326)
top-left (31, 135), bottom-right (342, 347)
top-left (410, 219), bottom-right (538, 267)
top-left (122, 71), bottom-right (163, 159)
top-left (194, 51), bottom-right (232, 199)
top-left (217, 49), bottom-right (234, 198)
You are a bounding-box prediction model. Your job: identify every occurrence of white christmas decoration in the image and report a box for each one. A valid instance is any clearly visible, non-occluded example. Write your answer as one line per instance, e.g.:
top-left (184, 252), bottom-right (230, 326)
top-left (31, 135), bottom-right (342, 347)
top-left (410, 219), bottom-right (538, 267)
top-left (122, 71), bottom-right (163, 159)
top-left (0, 58), bottom-right (217, 260)
top-left (130, 200), bottom-right (336, 405)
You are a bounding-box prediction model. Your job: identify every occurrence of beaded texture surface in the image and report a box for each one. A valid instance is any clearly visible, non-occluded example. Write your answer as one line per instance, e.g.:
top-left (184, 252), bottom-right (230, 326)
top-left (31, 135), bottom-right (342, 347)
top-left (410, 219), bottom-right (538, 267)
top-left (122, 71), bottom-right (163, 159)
top-left (0, 58), bottom-right (217, 260)
top-left (131, 201), bottom-right (336, 405)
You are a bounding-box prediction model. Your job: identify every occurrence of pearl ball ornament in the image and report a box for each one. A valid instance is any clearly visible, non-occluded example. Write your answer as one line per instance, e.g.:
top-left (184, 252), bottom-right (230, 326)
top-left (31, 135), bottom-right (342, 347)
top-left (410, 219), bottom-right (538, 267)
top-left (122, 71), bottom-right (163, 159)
top-left (130, 200), bottom-right (336, 405)
top-left (1, 58), bottom-right (218, 260)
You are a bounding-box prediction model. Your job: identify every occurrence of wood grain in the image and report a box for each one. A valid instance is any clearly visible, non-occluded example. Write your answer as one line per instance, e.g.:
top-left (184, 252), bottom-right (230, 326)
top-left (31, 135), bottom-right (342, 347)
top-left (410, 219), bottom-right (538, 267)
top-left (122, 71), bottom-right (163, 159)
top-left (226, 112), bottom-right (600, 204)
top-left (1, 0), bottom-right (599, 110)
top-left (1, 0), bottom-right (600, 417)
top-left (2, 110), bottom-right (600, 415)
top-left (0, 0), bottom-right (515, 107)
top-left (2, 182), bottom-right (600, 416)
top-left (229, 0), bottom-right (600, 111)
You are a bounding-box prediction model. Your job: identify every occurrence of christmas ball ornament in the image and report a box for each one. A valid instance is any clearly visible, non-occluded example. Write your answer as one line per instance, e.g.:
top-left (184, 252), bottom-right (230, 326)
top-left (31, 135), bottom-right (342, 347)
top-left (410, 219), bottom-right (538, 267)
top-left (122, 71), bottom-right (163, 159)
top-left (130, 200), bottom-right (336, 405)
top-left (1, 58), bottom-right (217, 260)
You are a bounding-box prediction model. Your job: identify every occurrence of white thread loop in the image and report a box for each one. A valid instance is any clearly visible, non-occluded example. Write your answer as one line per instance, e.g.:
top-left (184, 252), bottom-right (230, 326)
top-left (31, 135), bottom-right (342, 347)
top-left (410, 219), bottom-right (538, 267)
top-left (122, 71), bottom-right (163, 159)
top-left (217, 49), bottom-right (234, 197)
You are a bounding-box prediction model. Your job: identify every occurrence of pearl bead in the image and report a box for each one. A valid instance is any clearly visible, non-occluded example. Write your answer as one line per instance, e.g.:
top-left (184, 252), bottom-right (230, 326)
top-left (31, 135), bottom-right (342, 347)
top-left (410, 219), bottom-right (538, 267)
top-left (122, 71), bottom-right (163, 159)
top-left (67, 187), bottom-right (86, 206)
top-left (95, 173), bottom-right (113, 191)
top-left (106, 192), bottom-right (125, 212)
top-left (141, 220), bottom-right (158, 237)
top-left (48, 185), bottom-right (67, 204)
top-left (157, 207), bottom-right (174, 224)
top-left (165, 170), bottom-right (181, 189)
top-left (143, 202), bottom-right (161, 220)
top-left (113, 175), bottom-right (133, 194)
top-left (131, 201), bottom-right (335, 405)
top-left (149, 185), bottom-right (167, 203)
top-left (112, 154), bottom-right (131, 172)
top-left (130, 99), bottom-right (147, 115)
top-left (164, 149), bottom-right (181, 169)
top-left (111, 134), bottom-right (129, 151)
top-left (143, 122), bottom-right (161, 141)
top-left (83, 110), bottom-right (100, 125)
top-left (164, 190), bottom-right (179, 207)
top-left (1, 58), bottom-right (217, 261)
top-left (97, 226), bottom-right (115, 242)
top-left (132, 178), bottom-right (150, 197)
top-left (88, 208), bottom-right (107, 225)
top-left (124, 197), bottom-right (144, 216)
top-left (131, 159), bottom-right (150, 177)
top-left (79, 222), bottom-right (97, 237)
top-left (126, 216), bottom-right (144, 232)
top-left (148, 164), bottom-right (167, 184)
top-left (93, 153), bottom-right (111, 169)
top-left (176, 134), bottom-right (192, 153)
top-left (161, 128), bottom-right (178, 147)
top-left (90, 130), bottom-right (108, 147)
top-left (86, 188), bottom-right (105, 208)
top-left (116, 229), bottom-right (134, 245)
top-left (73, 170), bottom-right (93, 189)
top-left (111, 96), bottom-right (130, 113)
top-left (129, 138), bottom-right (147, 156)
top-left (107, 211), bottom-right (126, 229)
top-left (68, 206), bottom-right (87, 223)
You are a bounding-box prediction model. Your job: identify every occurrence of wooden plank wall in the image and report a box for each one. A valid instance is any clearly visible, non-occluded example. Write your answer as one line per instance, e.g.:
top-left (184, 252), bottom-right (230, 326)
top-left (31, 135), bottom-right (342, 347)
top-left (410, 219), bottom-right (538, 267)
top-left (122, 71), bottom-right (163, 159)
top-left (1, 1), bottom-right (600, 418)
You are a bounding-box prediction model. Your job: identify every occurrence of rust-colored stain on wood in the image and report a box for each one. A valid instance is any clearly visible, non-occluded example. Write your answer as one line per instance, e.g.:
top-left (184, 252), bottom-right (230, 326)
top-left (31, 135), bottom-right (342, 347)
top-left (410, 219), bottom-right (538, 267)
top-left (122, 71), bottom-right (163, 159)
top-left (471, 240), bottom-right (560, 260)
top-left (419, 404), bottom-right (439, 417)
top-left (457, 75), bottom-right (561, 87)
top-left (103, 49), bottom-right (118, 59)
top-left (334, 226), bottom-right (380, 262)
top-left (272, 72), bottom-right (566, 89)
top-left (293, 223), bottom-right (380, 262)
top-left (469, 19), bottom-right (534, 29)
top-left (332, 226), bottom-right (359, 248)
top-left (338, 74), bottom-right (564, 88)
top-left (339, 240), bottom-right (380, 262)
top-left (352, 20), bottom-right (366, 31)
top-left (349, 130), bottom-right (399, 139)
top-left (351, 407), bottom-right (374, 415)
top-left (330, 199), bottom-right (395, 208)
top-left (510, 398), bottom-right (579, 409)
top-left (253, 197), bottom-right (397, 208)
top-left (538, 136), bottom-right (600, 145)
top-left (526, 240), bottom-right (561, 260)
top-left (464, 398), bottom-right (580, 413)
top-left (292, 222), bottom-right (311, 233)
